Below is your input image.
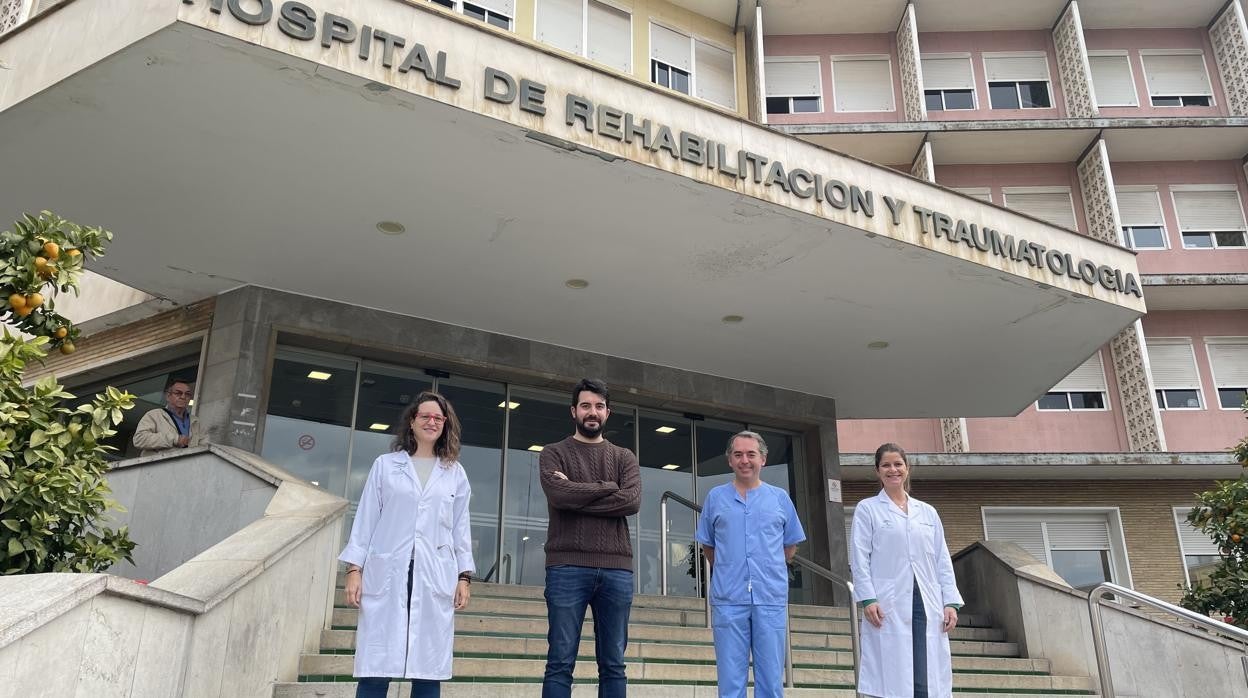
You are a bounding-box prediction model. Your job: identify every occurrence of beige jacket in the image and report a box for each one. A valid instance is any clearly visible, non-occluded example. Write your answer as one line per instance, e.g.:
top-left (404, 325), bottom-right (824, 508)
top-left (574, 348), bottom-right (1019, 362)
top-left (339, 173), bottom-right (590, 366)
top-left (132, 407), bottom-right (204, 456)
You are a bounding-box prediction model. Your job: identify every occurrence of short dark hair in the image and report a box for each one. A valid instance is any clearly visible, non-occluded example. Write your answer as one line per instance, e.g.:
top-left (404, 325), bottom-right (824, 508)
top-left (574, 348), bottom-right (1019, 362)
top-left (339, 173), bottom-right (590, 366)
top-left (165, 379), bottom-right (193, 393)
top-left (571, 378), bottom-right (610, 408)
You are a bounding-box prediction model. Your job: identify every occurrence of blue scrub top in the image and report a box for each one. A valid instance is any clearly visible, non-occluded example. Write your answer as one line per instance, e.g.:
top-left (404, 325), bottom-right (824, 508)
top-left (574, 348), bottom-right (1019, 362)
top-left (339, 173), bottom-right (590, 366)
top-left (696, 481), bottom-right (806, 606)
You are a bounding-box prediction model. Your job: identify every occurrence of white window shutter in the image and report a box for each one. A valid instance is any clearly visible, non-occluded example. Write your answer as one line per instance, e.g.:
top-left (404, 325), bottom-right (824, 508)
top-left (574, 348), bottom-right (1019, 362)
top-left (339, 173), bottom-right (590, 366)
top-left (832, 58), bottom-right (894, 112)
top-left (922, 56), bottom-right (974, 90)
top-left (1004, 190), bottom-right (1078, 230)
top-left (1142, 53), bottom-right (1212, 96)
top-left (984, 55), bottom-right (1048, 82)
top-left (1146, 340), bottom-right (1201, 390)
top-left (1174, 509), bottom-right (1219, 556)
top-left (695, 41), bottom-right (736, 108)
top-left (766, 59), bottom-right (821, 97)
top-left (1052, 353), bottom-right (1108, 393)
top-left (536, 0), bottom-right (583, 55)
top-left (588, 1), bottom-right (631, 73)
top-left (651, 24), bottom-right (691, 71)
top-left (1115, 189), bottom-right (1165, 227)
top-left (1089, 55), bottom-right (1137, 106)
top-left (952, 187), bottom-right (992, 203)
top-left (1208, 342), bottom-right (1248, 388)
top-left (1045, 520), bottom-right (1111, 550)
top-left (474, 0), bottom-right (515, 17)
top-left (983, 515), bottom-right (1049, 564)
top-left (1173, 190), bottom-right (1247, 231)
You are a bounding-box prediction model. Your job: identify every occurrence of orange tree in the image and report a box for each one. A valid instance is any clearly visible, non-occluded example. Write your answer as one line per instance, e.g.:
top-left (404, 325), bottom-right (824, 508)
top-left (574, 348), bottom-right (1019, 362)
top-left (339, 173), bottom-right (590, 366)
top-left (1181, 399), bottom-right (1248, 629)
top-left (0, 212), bottom-right (136, 574)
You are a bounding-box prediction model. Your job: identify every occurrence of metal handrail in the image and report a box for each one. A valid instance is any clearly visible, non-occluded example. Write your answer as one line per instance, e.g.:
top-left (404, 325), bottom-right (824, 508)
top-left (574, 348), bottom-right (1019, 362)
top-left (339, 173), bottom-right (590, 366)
top-left (1087, 581), bottom-right (1248, 697)
top-left (658, 490), bottom-right (861, 692)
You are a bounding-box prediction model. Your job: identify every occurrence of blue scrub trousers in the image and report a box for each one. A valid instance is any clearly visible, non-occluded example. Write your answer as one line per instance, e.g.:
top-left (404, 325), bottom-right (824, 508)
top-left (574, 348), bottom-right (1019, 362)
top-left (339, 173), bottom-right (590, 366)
top-left (711, 604), bottom-right (787, 698)
top-left (912, 578), bottom-right (928, 698)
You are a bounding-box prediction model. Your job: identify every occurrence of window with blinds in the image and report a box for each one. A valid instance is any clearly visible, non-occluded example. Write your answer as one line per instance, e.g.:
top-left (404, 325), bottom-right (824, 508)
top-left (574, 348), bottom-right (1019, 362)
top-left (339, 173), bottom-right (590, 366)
top-left (1037, 352), bottom-right (1108, 411)
top-left (695, 40), bottom-right (736, 109)
top-left (831, 56), bottom-right (895, 113)
top-left (440, 0), bottom-right (514, 30)
top-left (1141, 52), bottom-right (1213, 106)
top-left (1172, 187), bottom-right (1247, 249)
top-left (536, 0), bottom-right (631, 73)
top-left (951, 187), bottom-right (992, 203)
top-left (650, 23), bottom-right (692, 94)
top-left (1003, 189), bottom-right (1078, 231)
top-left (984, 53), bottom-right (1052, 109)
top-left (1173, 507), bottom-right (1220, 586)
top-left (1088, 52), bottom-right (1138, 107)
top-left (765, 58), bottom-right (822, 114)
top-left (983, 510), bottom-right (1119, 591)
top-left (1146, 338), bottom-right (1204, 409)
top-left (1115, 187), bottom-right (1167, 250)
top-left (922, 55), bottom-right (975, 111)
top-left (1206, 339), bottom-right (1248, 409)
top-left (649, 24), bottom-right (736, 108)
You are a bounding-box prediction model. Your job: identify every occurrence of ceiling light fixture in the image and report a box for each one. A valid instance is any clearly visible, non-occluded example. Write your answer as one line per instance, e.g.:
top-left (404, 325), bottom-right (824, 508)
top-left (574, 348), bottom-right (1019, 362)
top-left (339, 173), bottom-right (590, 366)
top-left (307, 370), bottom-right (332, 380)
top-left (376, 221), bottom-right (406, 235)
top-left (565, 278), bottom-right (589, 289)
top-left (867, 341), bottom-right (889, 350)
top-left (655, 426), bottom-right (676, 434)
top-left (721, 315), bottom-right (744, 324)
top-left (369, 423), bottom-right (390, 431)
top-left (662, 464), bottom-right (681, 470)
top-left (498, 401), bottom-right (521, 409)
top-left (528, 445), bottom-right (544, 452)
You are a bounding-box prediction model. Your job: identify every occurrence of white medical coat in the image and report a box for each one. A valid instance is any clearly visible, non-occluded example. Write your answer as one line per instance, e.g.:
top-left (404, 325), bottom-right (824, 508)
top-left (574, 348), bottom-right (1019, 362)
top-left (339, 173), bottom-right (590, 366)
top-left (851, 490), bottom-right (963, 698)
top-left (339, 451), bottom-right (474, 680)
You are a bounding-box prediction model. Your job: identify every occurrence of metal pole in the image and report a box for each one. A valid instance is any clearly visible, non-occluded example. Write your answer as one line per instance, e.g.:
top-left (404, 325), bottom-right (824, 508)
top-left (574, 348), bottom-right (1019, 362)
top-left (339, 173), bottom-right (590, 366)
top-left (784, 604), bottom-right (794, 687)
top-left (847, 581), bottom-right (861, 697)
top-left (659, 496), bottom-right (669, 596)
top-left (703, 554), bottom-right (712, 629)
top-left (1088, 586), bottom-right (1116, 698)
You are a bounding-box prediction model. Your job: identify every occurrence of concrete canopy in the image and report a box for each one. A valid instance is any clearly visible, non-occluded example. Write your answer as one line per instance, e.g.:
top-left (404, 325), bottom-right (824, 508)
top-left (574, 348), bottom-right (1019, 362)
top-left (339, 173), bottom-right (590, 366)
top-left (0, 0), bottom-right (1143, 419)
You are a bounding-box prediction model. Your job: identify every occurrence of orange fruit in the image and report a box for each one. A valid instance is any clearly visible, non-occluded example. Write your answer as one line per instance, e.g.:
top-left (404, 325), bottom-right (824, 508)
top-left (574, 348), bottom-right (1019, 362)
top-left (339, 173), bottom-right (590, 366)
top-left (1234, 534), bottom-right (1243, 543)
top-left (59, 341), bottom-right (75, 355)
top-left (8, 293), bottom-right (25, 309)
top-left (67, 249), bottom-right (81, 257)
top-left (42, 242), bottom-right (60, 260)
top-left (16, 306), bottom-right (32, 318)
top-left (34, 256), bottom-right (47, 268)
top-left (54, 327), bottom-right (67, 339)
top-left (25, 293), bottom-right (43, 309)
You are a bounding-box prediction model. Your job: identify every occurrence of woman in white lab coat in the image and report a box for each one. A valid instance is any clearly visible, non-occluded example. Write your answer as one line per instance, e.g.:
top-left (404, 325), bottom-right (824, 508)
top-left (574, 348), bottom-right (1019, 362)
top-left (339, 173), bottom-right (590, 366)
top-left (851, 443), bottom-right (964, 698)
top-left (339, 391), bottom-right (475, 698)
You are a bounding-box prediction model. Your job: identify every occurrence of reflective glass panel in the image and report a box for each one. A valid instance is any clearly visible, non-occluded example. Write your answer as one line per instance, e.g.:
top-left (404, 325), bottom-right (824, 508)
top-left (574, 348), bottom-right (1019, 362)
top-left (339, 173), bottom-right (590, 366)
top-left (1050, 549), bottom-right (1111, 591)
top-left (261, 351), bottom-right (358, 498)
top-left (68, 360), bottom-right (199, 461)
top-left (989, 82), bottom-right (1020, 109)
top-left (637, 412), bottom-right (695, 596)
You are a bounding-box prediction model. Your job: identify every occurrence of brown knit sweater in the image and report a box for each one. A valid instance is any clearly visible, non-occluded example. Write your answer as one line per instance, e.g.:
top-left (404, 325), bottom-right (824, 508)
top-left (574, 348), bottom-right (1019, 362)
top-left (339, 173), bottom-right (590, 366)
top-left (540, 436), bottom-right (642, 571)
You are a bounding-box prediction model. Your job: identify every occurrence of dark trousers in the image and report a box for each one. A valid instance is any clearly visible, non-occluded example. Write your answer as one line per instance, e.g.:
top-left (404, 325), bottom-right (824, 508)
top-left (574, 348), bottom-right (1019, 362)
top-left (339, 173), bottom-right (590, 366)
top-left (912, 578), bottom-right (928, 698)
top-left (356, 562), bottom-right (443, 698)
top-left (542, 564), bottom-right (634, 698)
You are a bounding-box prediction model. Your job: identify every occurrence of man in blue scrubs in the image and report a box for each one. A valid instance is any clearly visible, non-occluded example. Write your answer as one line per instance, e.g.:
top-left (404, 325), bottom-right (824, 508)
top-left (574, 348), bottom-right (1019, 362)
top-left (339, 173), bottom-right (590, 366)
top-left (695, 431), bottom-right (806, 698)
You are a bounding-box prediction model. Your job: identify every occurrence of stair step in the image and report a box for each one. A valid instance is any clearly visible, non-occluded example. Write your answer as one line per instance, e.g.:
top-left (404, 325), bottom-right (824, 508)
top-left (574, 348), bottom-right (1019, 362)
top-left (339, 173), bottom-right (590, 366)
top-left (296, 655), bottom-right (1092, 691)
top-left (278, 683), bottom-right (1094, 698)
top-left (330, 608), bottom-right (1002, 643)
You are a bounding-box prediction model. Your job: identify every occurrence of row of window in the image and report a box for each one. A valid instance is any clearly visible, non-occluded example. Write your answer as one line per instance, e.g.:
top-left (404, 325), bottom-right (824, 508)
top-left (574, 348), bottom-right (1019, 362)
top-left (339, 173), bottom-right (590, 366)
top-left (1038, 339), bottom-right (1248, 412)
top-left (764, 50), bottom-right (1216, 115)
top-left (847, 506), bottom-right (1216, 591)
top-left (951, 184), bottom-right (1248, 251)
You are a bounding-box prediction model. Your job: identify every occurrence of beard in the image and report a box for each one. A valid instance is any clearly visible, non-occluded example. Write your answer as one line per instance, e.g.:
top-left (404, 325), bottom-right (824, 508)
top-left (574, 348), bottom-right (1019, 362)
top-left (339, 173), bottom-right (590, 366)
top-left (575, 415), bottom-right (605, 439)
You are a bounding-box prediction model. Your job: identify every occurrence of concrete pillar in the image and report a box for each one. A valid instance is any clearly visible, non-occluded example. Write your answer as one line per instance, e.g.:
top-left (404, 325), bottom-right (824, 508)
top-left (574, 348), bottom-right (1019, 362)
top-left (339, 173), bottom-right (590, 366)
top-left (196, 287), bottom-right (271, 452)
top-left (896, 3), bottom-right (926, 122)
top-left (1210, 0), bottom-right (1248, 117)
top-left (1052, 1), bottom-right (1099, 118)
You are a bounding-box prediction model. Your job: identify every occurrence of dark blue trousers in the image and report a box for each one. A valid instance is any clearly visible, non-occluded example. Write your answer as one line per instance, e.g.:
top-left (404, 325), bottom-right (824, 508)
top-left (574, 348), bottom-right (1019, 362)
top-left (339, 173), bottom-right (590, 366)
top-left (912, 577), bottom-right (928, 698)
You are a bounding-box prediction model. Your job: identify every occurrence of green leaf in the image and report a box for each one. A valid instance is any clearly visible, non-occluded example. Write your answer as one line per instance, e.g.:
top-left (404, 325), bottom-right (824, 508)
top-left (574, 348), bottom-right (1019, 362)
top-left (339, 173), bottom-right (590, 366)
top-left (7, 538), bottom-right (23, 556)
top-left (1, 519), bottom-right (19, 532)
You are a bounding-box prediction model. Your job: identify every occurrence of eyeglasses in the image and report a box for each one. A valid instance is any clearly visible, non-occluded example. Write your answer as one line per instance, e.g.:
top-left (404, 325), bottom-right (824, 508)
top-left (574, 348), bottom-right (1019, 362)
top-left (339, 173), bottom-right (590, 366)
top-left (168, 390), bottom-right (192, 397)
top-left (415, 413), bottom-right (446, 424)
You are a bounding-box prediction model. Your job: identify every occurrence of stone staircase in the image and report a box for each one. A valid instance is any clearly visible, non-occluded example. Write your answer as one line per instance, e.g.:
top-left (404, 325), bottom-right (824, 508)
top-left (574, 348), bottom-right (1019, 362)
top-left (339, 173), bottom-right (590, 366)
top-left (273, 573), bottom-right (1098, 697)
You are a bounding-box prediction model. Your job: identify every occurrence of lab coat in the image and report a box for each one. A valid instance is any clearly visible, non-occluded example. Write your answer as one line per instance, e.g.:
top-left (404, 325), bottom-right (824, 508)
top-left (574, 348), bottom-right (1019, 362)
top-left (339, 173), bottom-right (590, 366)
top-left (851, 490), bottom-right (963, 698)
top-left (339, 451), bottom-right (474, 680)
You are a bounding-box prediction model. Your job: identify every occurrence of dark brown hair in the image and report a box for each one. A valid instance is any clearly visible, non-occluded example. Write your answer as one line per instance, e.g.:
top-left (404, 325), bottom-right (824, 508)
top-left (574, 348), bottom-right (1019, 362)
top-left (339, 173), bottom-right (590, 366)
top-left (393, 391), bottom-right (462, 463)
top-left (874, 442), bottom-right (911, 492)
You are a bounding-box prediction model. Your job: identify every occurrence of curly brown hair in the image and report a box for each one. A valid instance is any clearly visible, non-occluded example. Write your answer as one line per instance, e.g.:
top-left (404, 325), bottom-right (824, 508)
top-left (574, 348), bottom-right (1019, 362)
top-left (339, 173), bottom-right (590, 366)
top-left (393, 391), bottom-right (462, 463)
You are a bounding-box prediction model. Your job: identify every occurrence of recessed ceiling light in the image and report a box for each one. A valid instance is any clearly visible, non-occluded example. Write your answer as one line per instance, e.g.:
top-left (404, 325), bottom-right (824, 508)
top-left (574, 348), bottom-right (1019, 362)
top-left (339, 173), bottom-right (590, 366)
top-left (662, 464), bottom-right (681, 470)
top-left (528, 444), bottom-right (544, 452)
top-left (655, 426), bottom-right (676, 434)
top-left (522, 535), bottom-right (530, 541)
top-left (867, 341), bottom-right (889, 350)
top-left (565, 278), bottom-right (589, 289)
top-left (722, 315), bottom-right (744, 324)
top-left (376, 221), bottom-right (406, 235)
top-left (498, 401), bottom-right (521, 409)
top-left (369, 423), bottom-right (390, 431)
top-left (307, 370), bottom-right (332, 380)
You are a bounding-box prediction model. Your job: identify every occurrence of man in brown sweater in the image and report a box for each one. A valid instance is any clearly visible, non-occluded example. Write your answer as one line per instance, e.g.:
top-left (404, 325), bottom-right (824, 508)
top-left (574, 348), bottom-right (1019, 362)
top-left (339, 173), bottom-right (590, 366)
top-left (540, 378), bottom-right (642, 698)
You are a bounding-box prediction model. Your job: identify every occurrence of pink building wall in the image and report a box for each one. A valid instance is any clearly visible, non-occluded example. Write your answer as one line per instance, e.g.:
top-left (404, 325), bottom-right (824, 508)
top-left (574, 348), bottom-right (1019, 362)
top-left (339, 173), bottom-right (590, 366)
top-left (837, 418), bottom-right (942, 454)
top-left (763, 34), bottom-right (903, 125)
top-left (1085, 29), bottom-right (1228, 118)
top-left (917, 31), bottom-right (1066, 121)
top-left (1143, 310), bottom-right (1248, 452)
top-left (1110, 161), bottom-right (1248, 275)
top-left (934, 163), bottom-right (1090, 234)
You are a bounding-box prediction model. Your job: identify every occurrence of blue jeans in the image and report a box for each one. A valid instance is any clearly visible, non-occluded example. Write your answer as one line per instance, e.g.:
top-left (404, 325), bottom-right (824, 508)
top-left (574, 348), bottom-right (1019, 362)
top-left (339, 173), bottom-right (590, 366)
top-left (356, 678), bottom-right (440, 697)
top-left (542, 565), bottom-right (634, 698)
top-left (912, 578), bottom-right (928, 698)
